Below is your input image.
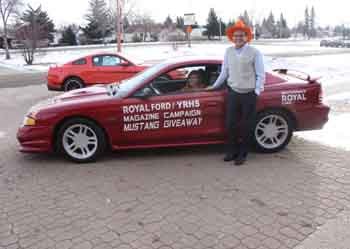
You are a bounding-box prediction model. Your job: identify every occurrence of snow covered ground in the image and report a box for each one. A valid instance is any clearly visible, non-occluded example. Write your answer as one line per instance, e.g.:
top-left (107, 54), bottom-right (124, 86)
top-left (0, 40), bottom-right (334, 70)
top-left (296, 112), bottom-right (350, 151)
top-left (269, 53), bottom-right (350, 87)
top-left (1, 40), bottom-right (350, 151)
top-left (2, 40), bottom-right (350, 84)
top-left (296, 89), bottom-right (350, 151)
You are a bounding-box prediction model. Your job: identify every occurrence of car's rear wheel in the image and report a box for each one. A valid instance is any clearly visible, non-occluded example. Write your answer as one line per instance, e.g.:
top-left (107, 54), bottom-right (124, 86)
top-left (64, 77), bottom-right (84, 91)
top-left (253, 110), bottom-right (293, 153)
top-left (57, 118), bottom-right (106, 163)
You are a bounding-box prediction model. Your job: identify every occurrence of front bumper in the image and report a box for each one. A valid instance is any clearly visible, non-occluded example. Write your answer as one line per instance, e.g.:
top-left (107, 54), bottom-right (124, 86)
top-left (17, 125), bottom-right (53, 153)
top-left (47, 82), bottom-right (63, 91)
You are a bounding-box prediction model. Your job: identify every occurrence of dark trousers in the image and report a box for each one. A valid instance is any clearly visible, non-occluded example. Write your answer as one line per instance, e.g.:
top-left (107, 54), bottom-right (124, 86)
top-left (226, 88), bottom-right (257, 157)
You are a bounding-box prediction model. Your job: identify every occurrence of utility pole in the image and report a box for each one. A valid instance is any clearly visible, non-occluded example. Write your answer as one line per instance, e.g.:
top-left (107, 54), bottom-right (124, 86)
top-left (116, 0), bottom-right (123, 52)
top-left (219, 18), bottom-right (222, 40)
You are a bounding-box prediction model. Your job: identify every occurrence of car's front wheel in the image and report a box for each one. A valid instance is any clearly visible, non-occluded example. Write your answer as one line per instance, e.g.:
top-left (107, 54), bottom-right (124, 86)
top-left (57, 118), bottom-right (107, 163)
top-left (64, 77), bottom-right (84, 91)
top-left (253, 110), bottom-right (293, 153)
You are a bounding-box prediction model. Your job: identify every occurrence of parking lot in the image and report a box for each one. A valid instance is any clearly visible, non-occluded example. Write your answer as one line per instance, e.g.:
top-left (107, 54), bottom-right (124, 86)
top-left (1, 52), bottom-right (350, 249)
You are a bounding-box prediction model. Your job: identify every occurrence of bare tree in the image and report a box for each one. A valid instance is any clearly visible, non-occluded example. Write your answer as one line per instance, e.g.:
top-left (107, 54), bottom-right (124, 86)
top-left (0, 0), bottom-right (22, 59)
top-left (16, 6), bottom-right (46, 65)
top-left (110, 0), bottom-right (137, 25)
top-left (16, 23), bottom-right (39, 65)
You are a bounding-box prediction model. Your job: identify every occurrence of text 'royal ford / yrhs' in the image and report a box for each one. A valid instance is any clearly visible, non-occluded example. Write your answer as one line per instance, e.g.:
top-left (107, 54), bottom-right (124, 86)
top-left (18, 57), bottom-right (330, 163)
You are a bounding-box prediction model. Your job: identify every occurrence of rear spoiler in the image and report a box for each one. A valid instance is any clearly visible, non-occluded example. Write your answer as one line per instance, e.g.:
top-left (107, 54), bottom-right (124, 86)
top-left (272, 69), bottom-right (321, 84)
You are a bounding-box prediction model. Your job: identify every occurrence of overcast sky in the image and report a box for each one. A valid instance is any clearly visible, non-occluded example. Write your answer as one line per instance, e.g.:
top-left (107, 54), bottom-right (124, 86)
top-left (25, 0), bottom-right (349, 28)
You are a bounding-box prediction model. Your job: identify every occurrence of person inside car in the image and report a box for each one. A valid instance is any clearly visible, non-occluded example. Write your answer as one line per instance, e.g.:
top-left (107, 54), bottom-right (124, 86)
top-left (183, 70), bottom-right (206, 91)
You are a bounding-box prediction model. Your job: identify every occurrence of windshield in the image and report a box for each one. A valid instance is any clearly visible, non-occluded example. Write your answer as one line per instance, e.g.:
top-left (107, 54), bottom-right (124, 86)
top-left (113, 62), bottom-right (171, 97)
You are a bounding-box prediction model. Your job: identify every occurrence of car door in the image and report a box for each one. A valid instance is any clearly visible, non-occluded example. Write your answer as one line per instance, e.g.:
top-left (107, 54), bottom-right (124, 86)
top-left (90, 55), bottom-right (137, 83)
top-left (118, 83), bottom-right (226, 147)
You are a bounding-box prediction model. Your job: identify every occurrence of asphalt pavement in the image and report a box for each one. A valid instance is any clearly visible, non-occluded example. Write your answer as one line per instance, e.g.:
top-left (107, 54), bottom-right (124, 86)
top-left (0, 66), bottom-right (46, 89)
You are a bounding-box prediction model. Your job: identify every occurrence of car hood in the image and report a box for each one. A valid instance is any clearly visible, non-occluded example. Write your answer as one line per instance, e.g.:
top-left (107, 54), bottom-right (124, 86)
top-left (29, 85), bottom-right (121, 115)
top-left (57, 84), bottom-right (109, 101)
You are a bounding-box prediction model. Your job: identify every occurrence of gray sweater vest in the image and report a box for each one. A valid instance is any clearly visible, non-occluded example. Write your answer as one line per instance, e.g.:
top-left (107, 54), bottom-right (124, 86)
top-left (227, 45), bottom-right (257, 93)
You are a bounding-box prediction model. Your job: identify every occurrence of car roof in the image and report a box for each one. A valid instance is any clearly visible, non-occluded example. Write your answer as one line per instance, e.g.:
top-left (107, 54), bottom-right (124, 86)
top-left (83, 52), bottom-right (136, 65)
top-left (161, 56), bottom-right (223, 65)
top-left (88, 52), bottom-right (123, 57)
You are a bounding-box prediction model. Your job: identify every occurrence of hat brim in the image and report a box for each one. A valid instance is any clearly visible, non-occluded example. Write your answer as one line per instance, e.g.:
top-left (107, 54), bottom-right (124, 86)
top-left (226, 26), bottom-right (253, 42)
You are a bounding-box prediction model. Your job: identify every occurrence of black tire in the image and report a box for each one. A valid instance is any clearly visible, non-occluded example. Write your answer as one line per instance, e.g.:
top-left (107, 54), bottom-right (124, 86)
top-left (253, 110), bottom-right (294, 153)
top-left (63, 77), bottom-right (84, 91)
top-left (57, 118), bottom-right (107, 163)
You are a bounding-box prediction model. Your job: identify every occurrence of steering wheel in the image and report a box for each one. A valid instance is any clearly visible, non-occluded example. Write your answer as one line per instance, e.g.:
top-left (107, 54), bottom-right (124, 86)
top-left (149, 83), bottom-right (162, 95)
top-left (150, 75), bottom-right (170, 95)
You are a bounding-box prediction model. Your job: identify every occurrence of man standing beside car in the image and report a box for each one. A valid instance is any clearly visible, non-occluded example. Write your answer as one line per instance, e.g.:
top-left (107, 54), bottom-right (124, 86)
top-left (208, 20), bottom-right (265, 166)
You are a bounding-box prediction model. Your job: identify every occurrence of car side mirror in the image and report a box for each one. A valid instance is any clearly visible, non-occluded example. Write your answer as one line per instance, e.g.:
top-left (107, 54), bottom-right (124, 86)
top-left (120, 61), bottom-right (130, 66)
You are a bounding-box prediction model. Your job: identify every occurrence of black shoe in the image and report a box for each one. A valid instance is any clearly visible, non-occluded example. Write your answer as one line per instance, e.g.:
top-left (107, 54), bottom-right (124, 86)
top-left (224, 153), bottom-right (238, 162)
top-left (234, 156), bottom-right (246, 166)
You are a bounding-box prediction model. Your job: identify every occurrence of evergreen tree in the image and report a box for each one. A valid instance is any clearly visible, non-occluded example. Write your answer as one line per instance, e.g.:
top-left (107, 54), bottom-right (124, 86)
top-left (227, 19), bottom-right (235, 27)
top-left (164, 15), bottom-right (173, 28)
top-left (219, 19), bottom-right (226, 38)
top-left (304, 7), bottom-right (310, 39)
top-left (82, 21), bottom-right (103, 40)
top-left (176, 16), bottom-right (184, 31)
top-left (254, 23), bottom-right (262, 40)
top-left (239, 10), bottom-right (252, 27)
top-left (59, 25), bottom-right (77, 46)
top-left (82, 0), bottom-right (111, 41)
top-left (277, 13), bottom-right (291, 38)
top-left (310, 6), bottom-right (316, 37)
top-left (206, 8), bottom-right (220, 40)
top-left (123, 16), bottom-right (130, 31)
top-left (295, 21), bottom-right (305, 36)
top-left (266, 11), bottom-right (276, 37)
top-left (21, 5), bottom-right (55, 42)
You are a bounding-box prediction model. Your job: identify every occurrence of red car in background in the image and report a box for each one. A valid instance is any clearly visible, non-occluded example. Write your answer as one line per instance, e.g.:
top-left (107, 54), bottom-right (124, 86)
top-left (47, 53), bottom-right (184, 91)
top-left (19, 57), bottom-right (330, 163)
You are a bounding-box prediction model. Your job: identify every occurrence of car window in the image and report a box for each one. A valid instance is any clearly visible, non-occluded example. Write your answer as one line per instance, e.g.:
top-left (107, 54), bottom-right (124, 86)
top-left (145, 64), bottom-right (220, 96)
top-left (93, 55), bottom-right (121, 66)
top-left (113, 62), bottom-right (221, 98)
top-left (72, 58), bottom-right (87, 65)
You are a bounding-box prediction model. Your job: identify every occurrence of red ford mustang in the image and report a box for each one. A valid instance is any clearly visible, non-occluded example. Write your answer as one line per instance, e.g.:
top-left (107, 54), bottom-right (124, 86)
top-left (18, 57), bottom-right (330, 163)
top-left (47, 53), bottom-right (184, 91)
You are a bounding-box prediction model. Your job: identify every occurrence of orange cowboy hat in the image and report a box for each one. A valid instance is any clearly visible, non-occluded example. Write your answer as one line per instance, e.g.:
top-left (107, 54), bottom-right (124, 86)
top-left (226, 19), bottom-right (253, 42)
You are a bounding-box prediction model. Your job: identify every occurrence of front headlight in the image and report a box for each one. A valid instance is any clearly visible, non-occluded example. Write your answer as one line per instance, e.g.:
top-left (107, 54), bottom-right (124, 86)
top-left (22, 116), bottom-right (36, 126)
